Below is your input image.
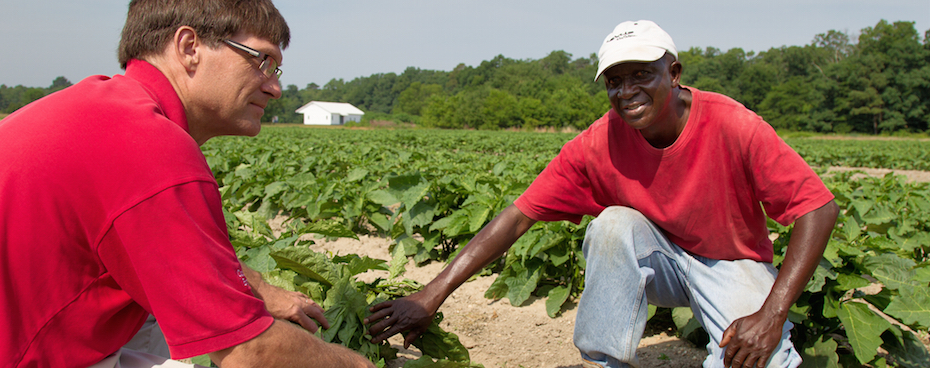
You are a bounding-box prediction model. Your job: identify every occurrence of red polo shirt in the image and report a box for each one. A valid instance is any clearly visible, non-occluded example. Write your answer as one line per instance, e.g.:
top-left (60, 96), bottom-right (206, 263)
top-left (0, 60), bottom-right (273, 368)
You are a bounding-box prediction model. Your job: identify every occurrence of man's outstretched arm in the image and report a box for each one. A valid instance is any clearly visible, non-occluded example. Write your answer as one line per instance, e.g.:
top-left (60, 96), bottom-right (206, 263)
top-left (720, 200), bottom-right (839, 368)
top-left (364, 204), bottom-right (537, 348)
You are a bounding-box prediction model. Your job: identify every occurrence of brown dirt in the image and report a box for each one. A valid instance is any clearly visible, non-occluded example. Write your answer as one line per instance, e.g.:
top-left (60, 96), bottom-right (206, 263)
top-left (308, 235), bottom-right (707, 368)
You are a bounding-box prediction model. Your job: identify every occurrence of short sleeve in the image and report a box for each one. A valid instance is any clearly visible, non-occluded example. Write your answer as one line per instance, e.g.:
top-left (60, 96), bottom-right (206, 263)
top-left (98, 180), bottom-right (273, 359)
top-left (514, 133), bottom-right (606, 224)
top-left (747, 123), bottom-right (835, 225)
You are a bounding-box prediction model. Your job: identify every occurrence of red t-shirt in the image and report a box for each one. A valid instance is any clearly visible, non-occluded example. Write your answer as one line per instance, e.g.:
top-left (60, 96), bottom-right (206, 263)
top-left (514, 87), bottom-right (835, 262)
top-left (0, 60), bottom-right (273, 368)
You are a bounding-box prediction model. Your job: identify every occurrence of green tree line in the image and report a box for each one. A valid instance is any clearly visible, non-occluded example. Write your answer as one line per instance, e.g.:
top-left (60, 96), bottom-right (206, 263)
top-left (0, 76), bottom-right (72, 114)
top-left (4, 20), bottom-right (928, 134)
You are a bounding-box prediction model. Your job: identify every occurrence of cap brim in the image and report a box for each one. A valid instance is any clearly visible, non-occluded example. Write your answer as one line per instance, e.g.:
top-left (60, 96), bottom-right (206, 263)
top-left (594, 46), bottom-right (668, 81)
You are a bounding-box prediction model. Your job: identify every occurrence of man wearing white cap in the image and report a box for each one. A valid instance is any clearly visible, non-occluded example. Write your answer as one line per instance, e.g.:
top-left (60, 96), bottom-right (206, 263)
top-left (366, 20), bottom-right (838, 368)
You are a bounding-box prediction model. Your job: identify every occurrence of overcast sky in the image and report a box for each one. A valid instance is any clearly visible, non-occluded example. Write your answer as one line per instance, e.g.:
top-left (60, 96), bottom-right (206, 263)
top-left (1, 0), bottom-right (927, 88)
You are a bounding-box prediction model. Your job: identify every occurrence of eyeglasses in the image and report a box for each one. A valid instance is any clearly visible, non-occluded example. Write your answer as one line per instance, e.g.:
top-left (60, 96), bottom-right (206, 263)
top-left (223, 39), bottom-right (283, 79)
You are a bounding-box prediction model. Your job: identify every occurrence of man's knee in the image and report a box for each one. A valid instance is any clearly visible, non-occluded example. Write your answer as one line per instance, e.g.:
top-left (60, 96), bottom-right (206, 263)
top-left (587, 206), bottom-right (651, 238)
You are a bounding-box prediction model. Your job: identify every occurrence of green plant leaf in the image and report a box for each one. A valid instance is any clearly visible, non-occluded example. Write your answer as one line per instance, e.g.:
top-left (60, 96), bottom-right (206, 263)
top-left (882, 325), bottom-right (930, 368)
top-left (864, 252), bottom-right (916, 291)
top-left (402, 357), bottom-right (484, 368)
top-left (270, 247), bottom-right (340, 286)
top-left (412, 313), bottom-right (471, 362)
top-left (389, 240), bottom-right (407, 279)
top-left (799, 336), bottom-right (839, 368)
top-left (504, 260), bottom-right (543, 307)
top-left (836, 301), bottom-right (891, 364)
top-left (672, 307), bottom-right (707, 346)
top-left (368, 189), bottom-right (400, 206)
top-left (346, 168), bottom-right (369, 182)
top-left (242, 245), bottom-right (276, 272)
top-left (545, 285), bottom-right (570, 318)
top-left (884, 285), bottom-right (930, 328)
top-left (302, 220), bottom-right (359, 240)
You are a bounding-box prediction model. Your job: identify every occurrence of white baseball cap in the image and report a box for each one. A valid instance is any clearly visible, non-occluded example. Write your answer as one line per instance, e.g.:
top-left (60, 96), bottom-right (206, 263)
top-left (595, 20), bottom-right (678, 81)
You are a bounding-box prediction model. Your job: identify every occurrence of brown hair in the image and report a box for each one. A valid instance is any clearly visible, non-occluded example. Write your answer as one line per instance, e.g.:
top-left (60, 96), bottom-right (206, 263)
top-left (118, 0), bottom-right (290, 69)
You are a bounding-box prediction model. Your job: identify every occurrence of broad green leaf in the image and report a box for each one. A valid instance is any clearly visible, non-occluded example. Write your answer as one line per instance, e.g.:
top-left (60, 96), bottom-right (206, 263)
top-left (807, 258), bottom-right (837, 293)
top-left (389, 241), bottom-right (407, 279)
top-left (302, 220), bottom-right (358, 240)
top-left (322, 275), bottom-right (368, 343)
top-left (836, 301), bottom-right (891, 364)
top-left (368, 189), bottom-right (399, 206)
top-left (411, 313), bottom-right (471, 362)
top-left (467, 205), bottom-right (491, 233)
top-left (242, 245), bottom-right (276, 272)
top-left (882, 325), bottom-right (930, 368)
top-left (799, 336), bottom-right (839, 368)
top-left (405, 202), bottom-right (436, 234)
top-left (913, 265), bottom-right (930, 284)
top-left (884, 285), bottom-right (930, 328)
top-left (546, 244), bottom-right (571, 266)
top-left (672, 307), bottom-right (706, 345)
top-left (263, 181), bottom-right (289, 198)
top-left (440, 211), bottom-right (469, 237)
top-left (332, 254), bottom-right (389, 276)
top-left (367, 212), bottom-right (393, 231)
top-left (346, 168), bottom-right (369, 182)
top-left (850, 199), bottom-right (873, 219)
top-left (387, 174), bottom-right (430, 210)
top-left (191, 355), bottom-right (213, 367)
top-left (895, 231), bottom-right (930, 253)
top-left (260, 269), bottom-right (298, 292)
top-left (270, 247), bottom-right (340, 286)
top-left (484, 267), bottom-right (513, 300)
top-left (843, 217), bottom-right (861, 241)
top-left (402, 357), bottom-right (484, 368)
top-left (504, 261), bottom-right (543, 307)
top-left (864, 252), bottom-right (916, 291)
top-left (834, 273), bottom-right (871, 292)
top-left (545, 285), bottom-right (570, 318)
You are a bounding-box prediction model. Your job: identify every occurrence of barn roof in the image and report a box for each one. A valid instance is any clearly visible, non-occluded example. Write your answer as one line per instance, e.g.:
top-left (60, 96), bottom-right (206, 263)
top-left (295, 101), bottom-right (365, 115)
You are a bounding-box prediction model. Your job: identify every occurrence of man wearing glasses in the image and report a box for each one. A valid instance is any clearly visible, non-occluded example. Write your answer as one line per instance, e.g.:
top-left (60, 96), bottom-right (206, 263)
top-left (0, 1), bottom-right (374, 367)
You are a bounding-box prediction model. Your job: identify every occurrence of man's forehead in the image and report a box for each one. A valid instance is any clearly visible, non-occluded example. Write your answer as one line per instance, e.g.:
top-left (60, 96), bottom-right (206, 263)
top-left (604, 58), bottom-right (665, 74)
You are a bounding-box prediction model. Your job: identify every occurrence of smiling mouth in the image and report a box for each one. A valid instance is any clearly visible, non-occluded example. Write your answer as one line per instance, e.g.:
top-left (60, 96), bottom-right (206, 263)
top-left (623, 102), bottom-right (646, 115)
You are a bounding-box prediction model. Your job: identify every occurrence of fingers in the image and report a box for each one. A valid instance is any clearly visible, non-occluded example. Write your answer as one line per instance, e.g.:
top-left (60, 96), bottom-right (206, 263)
top-left (363, 305), bottom-right (393, 325)
top-left (402, 328), bottom-right (425, 349)
top-left (303, 299), bottom-right (330, 330)
top-left (368, 300), bottom-right (393, 313)
top-left (293, 310), bottom-right (319, 333)
top-left (719, 325), bottom-right (734, 347)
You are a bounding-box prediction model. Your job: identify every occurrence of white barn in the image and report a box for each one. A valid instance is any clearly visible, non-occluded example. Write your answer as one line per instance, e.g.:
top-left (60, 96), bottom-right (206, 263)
top-left (295, 101), bottom-right (365, 126)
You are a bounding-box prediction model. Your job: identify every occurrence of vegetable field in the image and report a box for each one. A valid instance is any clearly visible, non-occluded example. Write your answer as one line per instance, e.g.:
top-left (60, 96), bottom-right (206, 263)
top-left (202, 126), bottom-right (930, 368)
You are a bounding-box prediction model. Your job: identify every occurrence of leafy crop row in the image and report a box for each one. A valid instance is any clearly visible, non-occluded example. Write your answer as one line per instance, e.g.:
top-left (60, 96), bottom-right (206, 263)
top-left (202, 127), bottom-right (929, 367)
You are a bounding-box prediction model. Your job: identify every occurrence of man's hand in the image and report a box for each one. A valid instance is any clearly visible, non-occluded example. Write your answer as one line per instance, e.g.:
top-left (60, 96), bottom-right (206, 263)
top-left (719, 310), bottom-right (784, 368)
top-left (240, 261), bottom-right (330, 332)
top-left (364, 290), bottom-right (438, 348)
top-left (259, 285), bottom-right (330, 333)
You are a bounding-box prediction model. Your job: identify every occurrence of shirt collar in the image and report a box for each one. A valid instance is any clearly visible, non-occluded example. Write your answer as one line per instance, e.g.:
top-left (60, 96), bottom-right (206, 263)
top-left (124, 59), bottom-right (189, 133)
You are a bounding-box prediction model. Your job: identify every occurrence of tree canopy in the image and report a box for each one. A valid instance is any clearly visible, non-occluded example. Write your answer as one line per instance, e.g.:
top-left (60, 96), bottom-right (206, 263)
top-left (4, 20), bottom-right (928, 134)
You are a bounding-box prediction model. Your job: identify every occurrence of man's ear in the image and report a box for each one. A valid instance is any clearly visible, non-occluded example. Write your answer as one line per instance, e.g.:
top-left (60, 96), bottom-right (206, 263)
top-left (668, 57), bottom-right (683, 88)
top-left (171, 26), bottom-right (201, 74)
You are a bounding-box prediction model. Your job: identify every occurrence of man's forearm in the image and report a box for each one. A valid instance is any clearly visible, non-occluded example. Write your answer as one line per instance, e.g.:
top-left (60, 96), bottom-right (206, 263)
top-left (760, 201), bottom-right (839, 317)
top-left (427, 204), bottom-right (536, 302)
top-left (211, 319), bottom-right (373, 368)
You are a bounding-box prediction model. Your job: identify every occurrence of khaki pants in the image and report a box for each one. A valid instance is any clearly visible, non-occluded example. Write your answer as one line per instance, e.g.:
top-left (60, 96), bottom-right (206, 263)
top-left (89, 316), bottom-right (207, 368)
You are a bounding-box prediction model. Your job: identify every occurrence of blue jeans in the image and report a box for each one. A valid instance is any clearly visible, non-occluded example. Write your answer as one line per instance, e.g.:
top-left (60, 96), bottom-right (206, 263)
top-left (573, 207), bottom-right (802, 368)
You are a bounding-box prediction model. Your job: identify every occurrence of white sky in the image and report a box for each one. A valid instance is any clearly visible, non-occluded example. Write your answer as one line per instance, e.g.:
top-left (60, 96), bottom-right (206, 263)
top-left (1, 0), bottom-right (927, 88)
